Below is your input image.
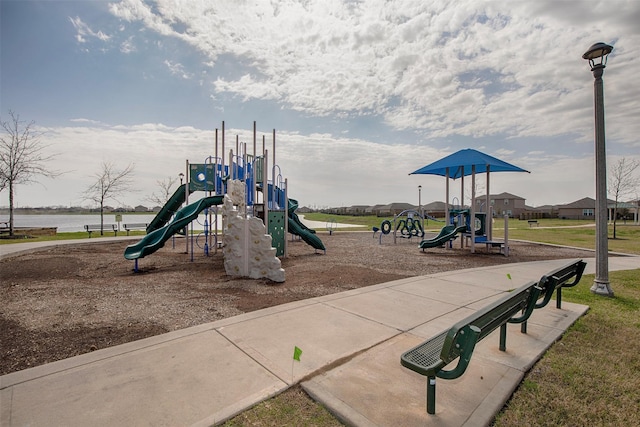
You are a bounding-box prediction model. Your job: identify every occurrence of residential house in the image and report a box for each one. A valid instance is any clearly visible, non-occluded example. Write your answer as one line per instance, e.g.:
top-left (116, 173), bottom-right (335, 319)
top-left (297, 206), bottom-right (313, 214)
top-left (374, 202), bottom-right (416, 216)
top-left (529, 204), bottom-right (559, 219)
top-left (474, 192), bottom-right (527, 218)
top-left (365, 204), bottom-right (386, 216)
top-left (557, 197), bottom-right (596, 220)
top-left (345, 205), bottom-right (369, 216)
top-left (421, 201), bottom-right (447, 218)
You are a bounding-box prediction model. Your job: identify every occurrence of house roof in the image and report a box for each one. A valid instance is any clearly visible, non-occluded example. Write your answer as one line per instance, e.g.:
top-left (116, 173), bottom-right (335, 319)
top-left (560, 197), bottom-right (618, 209)
top-left (475, 192), bottom-right (525, 200)
top-left (422, 201), bottom-right (447, 210)
top-left (380, 202), bottom-right (417, 211)
top-left (559, 197), bottom-right (595, 209)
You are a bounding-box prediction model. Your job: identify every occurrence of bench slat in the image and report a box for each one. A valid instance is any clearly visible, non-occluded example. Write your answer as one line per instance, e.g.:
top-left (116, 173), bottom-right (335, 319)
top-left (401, 330), bottom-right (448, 376)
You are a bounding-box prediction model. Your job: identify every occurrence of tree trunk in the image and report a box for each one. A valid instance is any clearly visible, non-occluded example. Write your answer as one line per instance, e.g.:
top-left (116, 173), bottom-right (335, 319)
top-left (100, 205), bottom-right (105, 236)
top-left (9, 181), bottom-right (14, 237)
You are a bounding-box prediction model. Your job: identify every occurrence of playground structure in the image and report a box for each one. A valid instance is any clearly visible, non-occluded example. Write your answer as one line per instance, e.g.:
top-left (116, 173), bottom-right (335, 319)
top-left (373, 198), bottom-right (509, 254)
top-left (375, 209), bottom-right (426, 244)
top-left (412, 203), bottom-right (509, 254)
top-left (411, 149), bottom-right (527, 254)
top-left (124, 121), bottom-right (325, 281)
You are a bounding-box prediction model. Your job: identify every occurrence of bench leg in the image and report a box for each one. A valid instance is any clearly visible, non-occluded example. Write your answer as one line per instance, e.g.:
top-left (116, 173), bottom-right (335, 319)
top-left (556, 288), bottom-right (562, 309)
top-left (427, 376), bottom-right (436, 415)
top-left (499, 324), bottom-right (507, 351)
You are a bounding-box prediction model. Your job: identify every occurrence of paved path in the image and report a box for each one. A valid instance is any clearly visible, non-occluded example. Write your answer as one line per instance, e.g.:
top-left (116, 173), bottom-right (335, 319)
top-left (1, 240), bottom-right (638, 426)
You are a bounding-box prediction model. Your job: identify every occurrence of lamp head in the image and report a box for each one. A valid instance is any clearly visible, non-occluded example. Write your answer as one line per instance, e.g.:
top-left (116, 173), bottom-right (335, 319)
top-left (583, 42), bottom-right (613, 69)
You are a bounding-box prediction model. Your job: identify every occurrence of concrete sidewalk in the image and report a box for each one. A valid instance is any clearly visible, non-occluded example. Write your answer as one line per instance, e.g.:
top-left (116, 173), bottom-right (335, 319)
top-left (1, 255), bottom-right (638, 426)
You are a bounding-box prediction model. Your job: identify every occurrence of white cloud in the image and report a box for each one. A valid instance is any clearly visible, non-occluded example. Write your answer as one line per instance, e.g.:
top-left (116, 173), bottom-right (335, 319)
top-left (106, 0), bottom-right (640, 152)
top-left (69, 118), bottom-right (103, 125)
top-left (69, 16), bottom-right (111, 44)
top-left (164, 60), bottom-right (193, 79)
top-left (120, 36), bottom-right (136, 53)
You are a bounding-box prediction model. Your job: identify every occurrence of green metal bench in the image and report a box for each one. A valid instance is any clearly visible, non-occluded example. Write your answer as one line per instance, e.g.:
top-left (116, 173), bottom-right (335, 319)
top-left (535, 259), bottom-right (586, 310)
top-left (84, 224), bottom-right (117, 238)
top-left (400, 281), bottom-right (542, 414)
top-left (123, 223), bottom-right (148, 236)
top-left (520, 259), bottom-right (587, 333)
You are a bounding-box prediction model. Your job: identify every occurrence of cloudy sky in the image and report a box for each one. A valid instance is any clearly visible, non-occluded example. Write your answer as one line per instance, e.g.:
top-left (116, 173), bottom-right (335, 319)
top-left (2, 0), bottom-right (639, 210)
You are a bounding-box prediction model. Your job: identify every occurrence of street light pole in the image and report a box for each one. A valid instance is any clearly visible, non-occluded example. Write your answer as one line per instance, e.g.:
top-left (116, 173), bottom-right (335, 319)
top-left (583, 42), bottom-right (614, 296)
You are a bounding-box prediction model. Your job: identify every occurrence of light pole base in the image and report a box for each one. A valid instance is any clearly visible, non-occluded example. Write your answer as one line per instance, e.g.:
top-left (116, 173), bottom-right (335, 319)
top-left (591, 280), bottom-right (614, 297)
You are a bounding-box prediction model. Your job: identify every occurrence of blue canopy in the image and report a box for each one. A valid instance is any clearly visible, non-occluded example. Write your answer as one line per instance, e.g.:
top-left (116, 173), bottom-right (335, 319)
top-left (410, 148), bottom-right (529, 178)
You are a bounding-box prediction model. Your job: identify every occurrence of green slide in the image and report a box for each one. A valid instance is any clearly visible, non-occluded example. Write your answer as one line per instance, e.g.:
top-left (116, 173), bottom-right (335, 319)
top-left (418, 225), bottom-right (467, 250)
top-left (146, 184), bottom-right (192, 233)
top-left (125, 195), bottom-right (224, 260)
top-left (288, 198), bottom-right (325, 251)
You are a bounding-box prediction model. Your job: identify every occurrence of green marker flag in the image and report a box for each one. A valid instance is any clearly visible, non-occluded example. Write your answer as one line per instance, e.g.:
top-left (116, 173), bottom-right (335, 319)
top-left (507, 273), bottom-right (512, 280)
top-left (293, 346), bottom-right (302, 362)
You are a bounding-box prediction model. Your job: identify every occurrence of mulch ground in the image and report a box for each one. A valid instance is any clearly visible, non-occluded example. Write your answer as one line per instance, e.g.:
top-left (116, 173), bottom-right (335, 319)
top-left (0, 231), bottom-right (596, 375)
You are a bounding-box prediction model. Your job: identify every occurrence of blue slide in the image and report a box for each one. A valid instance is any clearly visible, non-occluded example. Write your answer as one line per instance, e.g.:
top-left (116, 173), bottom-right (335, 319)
top-left (124, 195), bottom-right (224, 260)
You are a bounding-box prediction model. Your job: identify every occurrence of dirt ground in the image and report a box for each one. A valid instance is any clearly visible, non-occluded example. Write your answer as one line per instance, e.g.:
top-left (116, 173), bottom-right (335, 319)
top-left (0, 231), bottom-right (596, 375)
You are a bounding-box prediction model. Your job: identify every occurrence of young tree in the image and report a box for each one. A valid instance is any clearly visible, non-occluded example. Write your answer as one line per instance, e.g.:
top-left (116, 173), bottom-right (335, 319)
top-left (146, 176), bottom-right (178, 207)
top-left (1, 110), bottom-right (59, 236)
top-left (608, 157), bottom-right (640, 239)
top-left (82, 161), bottom-right (135, 235)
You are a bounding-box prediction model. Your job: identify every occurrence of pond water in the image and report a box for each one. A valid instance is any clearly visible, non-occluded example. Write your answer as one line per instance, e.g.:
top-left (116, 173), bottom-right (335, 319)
top-left (2, 213), bottom-right (364, 233)
top-left (4, 213), bottom-right (216, 233)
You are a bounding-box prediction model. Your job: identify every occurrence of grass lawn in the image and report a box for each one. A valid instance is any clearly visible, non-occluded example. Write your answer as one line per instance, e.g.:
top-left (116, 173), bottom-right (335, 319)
top-left (494, 268), bottom-right (640, 426)
top-left (303, 214), bottom-right (640, 255)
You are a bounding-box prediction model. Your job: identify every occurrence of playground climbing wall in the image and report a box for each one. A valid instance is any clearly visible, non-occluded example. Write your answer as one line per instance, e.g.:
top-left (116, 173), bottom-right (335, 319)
top-left (221, 180), bottom-right (285, 282)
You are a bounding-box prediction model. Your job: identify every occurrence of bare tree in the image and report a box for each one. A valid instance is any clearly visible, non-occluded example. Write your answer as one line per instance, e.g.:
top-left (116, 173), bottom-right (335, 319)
top-left (0, 169), bottom-right (7, 193)
top-left (1, 110), bottom-right (59, 236)
top-left (82, 161), bottom-right (135, 235)
top-left (146, 176), bottom-right (178, 207)
top-left (608, 157), bottom-right (640, 239)
top-left (465, 179), bottom-right (486, 211)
